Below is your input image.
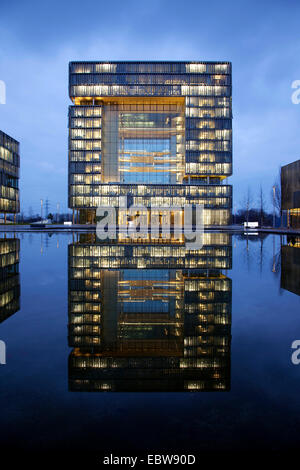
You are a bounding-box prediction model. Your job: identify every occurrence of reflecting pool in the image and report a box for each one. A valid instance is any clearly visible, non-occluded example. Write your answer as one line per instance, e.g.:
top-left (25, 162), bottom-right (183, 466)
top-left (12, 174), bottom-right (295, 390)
top-left (0, 232), bottom-right (299, 462)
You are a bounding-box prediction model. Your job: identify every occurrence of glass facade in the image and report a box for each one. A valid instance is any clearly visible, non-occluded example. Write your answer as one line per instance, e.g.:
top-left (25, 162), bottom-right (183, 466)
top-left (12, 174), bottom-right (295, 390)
top-left (0, 236), bottom-right (20, 323)
top-left (68, 233), bottom-right (232, 392)
top-left (281, 159), bottom-right (300, 229)
top-left (68, 61), bottom-right (232, 225)
top-left (0, 130), bottom-right (20, 214)
top-left (281, 236), bottom-right (300, 296)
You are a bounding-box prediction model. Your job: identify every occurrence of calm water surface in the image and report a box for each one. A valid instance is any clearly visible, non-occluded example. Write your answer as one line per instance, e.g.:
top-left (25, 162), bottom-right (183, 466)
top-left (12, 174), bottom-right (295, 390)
top-left (0, 232), bottom-right (299, 462)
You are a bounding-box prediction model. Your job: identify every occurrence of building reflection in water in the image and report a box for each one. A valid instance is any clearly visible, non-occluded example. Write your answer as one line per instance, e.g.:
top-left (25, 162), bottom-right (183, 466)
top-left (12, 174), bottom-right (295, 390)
top-left (68, 233), bottom-right (232, 392)
top-left (0, 236), bottom-right (20, 323)
top-left (281, 236), bottom-right (300, 296)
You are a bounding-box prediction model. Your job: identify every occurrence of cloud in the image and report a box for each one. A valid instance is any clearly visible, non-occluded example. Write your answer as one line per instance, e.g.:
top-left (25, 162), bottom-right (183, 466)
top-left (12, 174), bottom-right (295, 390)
top-left (0, 0), bottom-right (300, 212)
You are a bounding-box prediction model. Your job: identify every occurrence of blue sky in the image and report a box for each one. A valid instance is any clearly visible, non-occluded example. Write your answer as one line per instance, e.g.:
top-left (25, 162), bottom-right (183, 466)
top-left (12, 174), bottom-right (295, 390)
top-left (0, 0), bottom-right (300, 214)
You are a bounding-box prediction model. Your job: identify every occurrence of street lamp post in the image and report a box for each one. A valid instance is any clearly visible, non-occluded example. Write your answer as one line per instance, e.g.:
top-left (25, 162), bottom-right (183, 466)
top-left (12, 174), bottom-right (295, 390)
top-left (272, 186), bottom-right (276, 228)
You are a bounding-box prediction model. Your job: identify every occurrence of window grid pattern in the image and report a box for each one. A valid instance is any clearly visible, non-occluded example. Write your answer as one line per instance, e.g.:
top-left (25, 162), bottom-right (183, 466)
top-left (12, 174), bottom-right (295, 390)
top-left (0, 131), bottom-right (20, 213)
top-left (68, 235), bottom-right (232, 391)
top-left (68, 61), bottom-right (232, 225)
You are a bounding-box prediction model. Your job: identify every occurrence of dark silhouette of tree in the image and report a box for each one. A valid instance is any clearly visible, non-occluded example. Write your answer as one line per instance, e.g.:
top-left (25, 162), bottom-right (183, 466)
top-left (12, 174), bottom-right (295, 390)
top-left (271, 167), bottom-right (282, 225)
top-left (258, 185), bottom-right (266, 226)
top-left (244, 186), bottom-right (253, 223)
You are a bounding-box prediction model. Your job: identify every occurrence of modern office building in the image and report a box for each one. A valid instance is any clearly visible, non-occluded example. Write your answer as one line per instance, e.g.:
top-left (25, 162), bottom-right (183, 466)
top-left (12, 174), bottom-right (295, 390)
top-left (281, 159), bottom-right (300, 229)
top-left (68, 61), bottom-right (232, 226)
top-left (0, 130), bottom-right (20, 220)
top-left (68, 233), bottom-right (232, 392)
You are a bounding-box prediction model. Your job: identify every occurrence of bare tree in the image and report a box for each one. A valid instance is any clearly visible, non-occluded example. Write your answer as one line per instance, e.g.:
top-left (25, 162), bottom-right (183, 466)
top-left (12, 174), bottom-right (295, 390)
top-left (271, 167), bottom-right (282, 226)
top-left (244, 186), bottom-right (253, 223)
top-left (258, 185), bottom-right (266, 227)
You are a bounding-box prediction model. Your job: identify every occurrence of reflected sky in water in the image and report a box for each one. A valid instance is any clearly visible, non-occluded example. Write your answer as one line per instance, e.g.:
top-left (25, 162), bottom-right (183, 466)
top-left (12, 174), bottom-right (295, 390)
top-left (0, 232), bottom-right (299, 460)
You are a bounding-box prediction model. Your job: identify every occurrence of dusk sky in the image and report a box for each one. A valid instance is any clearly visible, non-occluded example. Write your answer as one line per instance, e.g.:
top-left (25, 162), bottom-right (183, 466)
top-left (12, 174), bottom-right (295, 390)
top-left (0, 0), bottom-right (299, 214)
